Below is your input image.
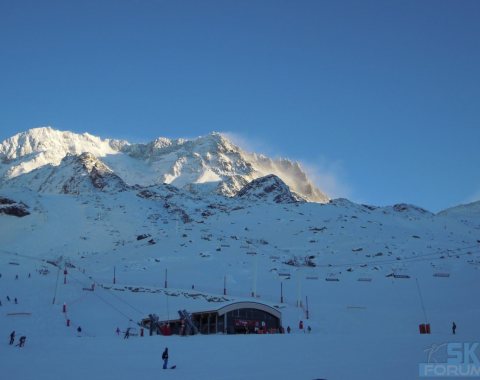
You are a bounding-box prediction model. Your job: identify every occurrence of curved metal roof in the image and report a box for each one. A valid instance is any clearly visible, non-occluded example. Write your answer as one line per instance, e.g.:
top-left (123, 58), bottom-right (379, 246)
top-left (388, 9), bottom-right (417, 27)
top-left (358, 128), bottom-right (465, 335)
top-left (216, 301), bottom-right (281, 320)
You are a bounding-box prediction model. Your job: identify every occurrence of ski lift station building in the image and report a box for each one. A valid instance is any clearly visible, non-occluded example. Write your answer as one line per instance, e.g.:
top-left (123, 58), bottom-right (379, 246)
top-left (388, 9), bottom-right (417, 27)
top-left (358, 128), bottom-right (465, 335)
top-left (143, 301), bottom-right (283, 335)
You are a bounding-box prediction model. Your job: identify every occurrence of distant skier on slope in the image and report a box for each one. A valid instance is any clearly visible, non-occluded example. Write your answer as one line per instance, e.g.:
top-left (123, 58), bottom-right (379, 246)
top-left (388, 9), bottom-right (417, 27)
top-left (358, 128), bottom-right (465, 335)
top-left (124, 328), bottom-right (130, 339)
top-left (9, 331), bottom-right (15, 345)
top-left (162, 347), bottom-right (169, 369)
top-left (17, 336), bottom-right (26, 347)
top-left (452, 322), bottom-right (457, 335)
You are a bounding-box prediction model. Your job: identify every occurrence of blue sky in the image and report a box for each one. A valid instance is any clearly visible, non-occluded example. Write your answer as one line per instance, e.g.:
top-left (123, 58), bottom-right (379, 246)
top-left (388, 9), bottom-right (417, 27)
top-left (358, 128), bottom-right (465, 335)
top-left (1, 0), bottom-right (479, 211)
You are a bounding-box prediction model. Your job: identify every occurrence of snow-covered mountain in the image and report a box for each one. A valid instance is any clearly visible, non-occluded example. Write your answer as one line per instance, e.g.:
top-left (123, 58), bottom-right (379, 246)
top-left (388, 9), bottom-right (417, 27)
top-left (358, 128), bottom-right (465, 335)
top-left (0, 127), bottom-right (329, 202)
top-left (1, 128), bottom-right (480, 380)
top-left (6, 152), bottom-right (128, 194)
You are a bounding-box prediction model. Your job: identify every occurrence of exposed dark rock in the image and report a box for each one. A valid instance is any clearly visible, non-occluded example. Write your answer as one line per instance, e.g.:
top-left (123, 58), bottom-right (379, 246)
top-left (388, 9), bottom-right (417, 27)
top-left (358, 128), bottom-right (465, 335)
top-left (0, 196), bottom-right (15, 205)
top-left (0, 197), bottom-right (30, 217)
top-left (137, 234), bottom-right (151, 241)
top-left (236, 174), bottom-right (304, 204)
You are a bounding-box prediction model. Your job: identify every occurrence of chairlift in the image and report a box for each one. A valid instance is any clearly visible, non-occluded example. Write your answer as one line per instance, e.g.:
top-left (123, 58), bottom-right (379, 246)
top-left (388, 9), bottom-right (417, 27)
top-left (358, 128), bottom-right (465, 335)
top-left (325, 278), bottom-right (339, 282)
top-left (393, 274), bottom-right (410, 279)
top-left (357, 277), bottom-right (372, 282)
top-left (433, 272), bottom-right (450, 278)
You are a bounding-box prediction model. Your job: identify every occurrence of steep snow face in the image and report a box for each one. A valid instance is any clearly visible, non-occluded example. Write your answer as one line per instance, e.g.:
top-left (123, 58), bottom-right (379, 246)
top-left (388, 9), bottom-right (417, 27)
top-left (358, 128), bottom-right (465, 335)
top-left (0, 128), bottom-right (329, 202)
top-left (5, 152), bottom-right (127, 194)
top-left (0, 127), bottom-right (126, 179)
top-left (118, 132), bottom-right (255, 190)
top-left (113, 133), bottom-right (329, 202)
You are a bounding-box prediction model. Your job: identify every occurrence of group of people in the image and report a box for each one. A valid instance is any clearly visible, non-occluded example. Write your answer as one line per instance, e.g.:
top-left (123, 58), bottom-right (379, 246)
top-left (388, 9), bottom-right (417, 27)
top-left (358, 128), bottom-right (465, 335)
top-left (8, 331), bottom-right (26, 347)
top-left (1, 295), bottom-right (19, 306)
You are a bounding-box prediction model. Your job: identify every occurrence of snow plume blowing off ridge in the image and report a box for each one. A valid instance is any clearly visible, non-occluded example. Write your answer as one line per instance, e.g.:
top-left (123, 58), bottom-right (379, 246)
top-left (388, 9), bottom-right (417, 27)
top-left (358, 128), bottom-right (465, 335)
top-left (0, 127), bottom-right (329, 202)
top-left (221, 132), bottom-right (330, 202)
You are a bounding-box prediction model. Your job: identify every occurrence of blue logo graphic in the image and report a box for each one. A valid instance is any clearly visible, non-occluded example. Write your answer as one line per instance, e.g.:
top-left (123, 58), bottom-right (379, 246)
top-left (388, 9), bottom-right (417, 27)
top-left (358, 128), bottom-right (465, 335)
top-left (419, 343), bottom-right (480, 377)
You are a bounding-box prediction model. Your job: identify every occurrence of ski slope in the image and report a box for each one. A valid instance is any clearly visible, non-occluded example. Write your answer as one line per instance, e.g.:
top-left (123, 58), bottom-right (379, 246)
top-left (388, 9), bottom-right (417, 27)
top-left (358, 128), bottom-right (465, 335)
top-left (1, 188), bottom-right (479, 380)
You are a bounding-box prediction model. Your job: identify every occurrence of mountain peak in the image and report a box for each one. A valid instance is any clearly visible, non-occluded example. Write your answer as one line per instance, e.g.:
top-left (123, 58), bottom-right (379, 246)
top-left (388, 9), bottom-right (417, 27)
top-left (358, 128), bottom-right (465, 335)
top-left (0, 127), bottom-right (121, 161)
top-left (1, 127), bottom-right (329, 203)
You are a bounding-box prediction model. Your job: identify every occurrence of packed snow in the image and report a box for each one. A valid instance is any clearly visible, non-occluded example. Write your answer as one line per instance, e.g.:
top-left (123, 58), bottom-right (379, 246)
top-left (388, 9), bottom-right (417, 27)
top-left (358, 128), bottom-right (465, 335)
top-left (1, 128), bottom-right (479, 380)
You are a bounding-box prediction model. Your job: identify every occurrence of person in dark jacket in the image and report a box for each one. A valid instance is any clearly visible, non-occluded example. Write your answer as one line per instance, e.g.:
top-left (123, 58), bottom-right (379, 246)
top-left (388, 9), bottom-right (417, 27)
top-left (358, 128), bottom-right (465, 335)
top-left (9, 331), bottom-right (15, 345)
top-left (17, 336), bottom-right (26, 347)
top-left (452, 322), bottom-right (457, 335)
top-left (162, 347), bottom-right (169, 369)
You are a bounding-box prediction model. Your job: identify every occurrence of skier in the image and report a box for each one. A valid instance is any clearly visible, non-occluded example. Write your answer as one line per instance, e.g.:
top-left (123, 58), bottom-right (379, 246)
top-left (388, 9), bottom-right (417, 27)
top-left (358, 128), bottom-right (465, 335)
top-left (14, 297), bottom-right (18, 304)
top-left (9, 331), bottom-right (15, 345)
top-left (162, 347), bottom-right (169, 369)
top-left (452, 322), bottom-right (457, 335)
top-left (77, 326), bottom-right (82, 335)
top-left (116, 327), bottom-right (120, 336)
top-left (17, 336), bottom-right (26, 347)
top-left (287, 326), bottom-right (291, 334)
top-left (307, 326), bottom-right (312, 334)
top-left (124, 328), bottom-right (130, 339)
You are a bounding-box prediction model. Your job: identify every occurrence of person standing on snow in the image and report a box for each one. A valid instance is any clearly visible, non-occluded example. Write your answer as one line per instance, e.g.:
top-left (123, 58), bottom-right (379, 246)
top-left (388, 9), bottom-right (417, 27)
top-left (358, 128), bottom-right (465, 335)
top-left (17, 336), bottom-right (26, 347)
top-left (9, 331), bottom-right (15, 345)
top-left (452, 322), bottom-right (457, 335)
top-left (162, 347), bottom-right (169, 369)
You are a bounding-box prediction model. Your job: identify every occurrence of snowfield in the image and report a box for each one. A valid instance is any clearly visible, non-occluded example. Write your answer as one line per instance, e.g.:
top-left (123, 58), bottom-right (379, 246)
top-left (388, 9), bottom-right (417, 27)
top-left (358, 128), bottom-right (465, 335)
top-left (1, 128), bottom-right (479, 380)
